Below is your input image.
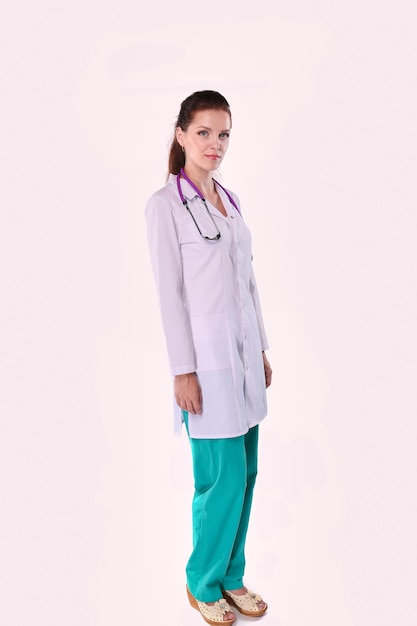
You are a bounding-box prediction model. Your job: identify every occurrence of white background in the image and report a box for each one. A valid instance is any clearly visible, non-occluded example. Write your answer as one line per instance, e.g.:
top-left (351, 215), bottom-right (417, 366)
top-left (1, 1), bottom-right (416, 625)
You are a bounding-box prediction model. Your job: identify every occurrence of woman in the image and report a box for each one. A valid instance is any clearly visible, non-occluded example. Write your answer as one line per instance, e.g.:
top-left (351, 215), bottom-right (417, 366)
top-left (145, 90), bottom-right (272, 625)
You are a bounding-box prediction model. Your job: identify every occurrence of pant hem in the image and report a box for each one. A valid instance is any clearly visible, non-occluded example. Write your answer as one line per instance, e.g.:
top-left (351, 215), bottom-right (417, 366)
top-left (222, 577), bottom-right (244, 591)
top-left (186, 581), bottom-right (224, 603)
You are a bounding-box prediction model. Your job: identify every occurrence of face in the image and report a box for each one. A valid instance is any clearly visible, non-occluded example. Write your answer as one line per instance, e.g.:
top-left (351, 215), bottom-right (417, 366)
top-left (176, 109), bottom-right (231, 175)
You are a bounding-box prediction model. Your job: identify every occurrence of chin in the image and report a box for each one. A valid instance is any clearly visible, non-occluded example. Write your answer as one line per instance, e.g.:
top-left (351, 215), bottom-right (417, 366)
top-left (205, 161), bottom-right (221, 171)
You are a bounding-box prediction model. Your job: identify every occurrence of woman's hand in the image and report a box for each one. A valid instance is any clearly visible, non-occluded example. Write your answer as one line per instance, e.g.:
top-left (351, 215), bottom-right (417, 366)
top-left (262, 352), bottom-right (272, 388)
top-left (174, 373), bottom-right (203, 414)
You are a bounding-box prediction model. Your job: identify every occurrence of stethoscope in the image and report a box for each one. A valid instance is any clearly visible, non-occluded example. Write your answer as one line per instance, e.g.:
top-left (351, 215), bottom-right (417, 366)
top-left (176, 167), bottom-right (240, 241)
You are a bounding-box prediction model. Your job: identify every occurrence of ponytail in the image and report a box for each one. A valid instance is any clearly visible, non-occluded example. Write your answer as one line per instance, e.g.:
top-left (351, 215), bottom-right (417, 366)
top-left (168, 136), bottom-right (185, 177)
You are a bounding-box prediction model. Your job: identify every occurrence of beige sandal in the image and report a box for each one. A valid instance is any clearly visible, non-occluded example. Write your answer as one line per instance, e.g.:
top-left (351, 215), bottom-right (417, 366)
top-left (223, 588), bottom-right (268, 617)
top-left (186, 585), bottom-right (236, 625)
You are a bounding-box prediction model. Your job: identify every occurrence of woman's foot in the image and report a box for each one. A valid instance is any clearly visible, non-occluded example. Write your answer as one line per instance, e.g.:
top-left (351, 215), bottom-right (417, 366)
top-left (205, 601), bottom-right (236, 622)
top-left (186, 585), bottom-right (236, 624)
top-left (223, 586), bottom-right (267, 617)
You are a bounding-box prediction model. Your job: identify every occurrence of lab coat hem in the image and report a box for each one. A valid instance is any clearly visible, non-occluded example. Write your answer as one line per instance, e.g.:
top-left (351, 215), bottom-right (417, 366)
top-left (178, 412), bottom-right (268, 440)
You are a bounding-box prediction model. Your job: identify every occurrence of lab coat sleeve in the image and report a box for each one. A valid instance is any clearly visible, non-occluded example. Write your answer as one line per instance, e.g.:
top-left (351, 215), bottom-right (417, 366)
top-left (249, 266), bottom-right (269, 351)
top-left (145, 193), bottom-right (196, 375)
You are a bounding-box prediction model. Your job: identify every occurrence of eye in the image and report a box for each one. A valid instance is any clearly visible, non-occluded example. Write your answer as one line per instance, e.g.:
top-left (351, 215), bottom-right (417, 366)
top-left (219, 132), bottom-right (230, 139)
top-left (198, 130), bottom-right (209, 136)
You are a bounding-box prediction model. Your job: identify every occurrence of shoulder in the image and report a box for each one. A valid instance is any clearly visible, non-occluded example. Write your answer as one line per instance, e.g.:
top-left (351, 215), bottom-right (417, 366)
top-left (216, 181), bottom-right (242, 215)
top-left (228, 188), bottom-right (241, 209)
top-left (145, 175), bottom-right (181, 217)
top-left (146, 176), bottom-right (176, 207)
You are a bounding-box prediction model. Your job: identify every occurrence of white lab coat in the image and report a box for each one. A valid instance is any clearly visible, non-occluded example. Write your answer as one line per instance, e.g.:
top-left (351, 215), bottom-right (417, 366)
top-left (145, 174), bottom-right (269, 438)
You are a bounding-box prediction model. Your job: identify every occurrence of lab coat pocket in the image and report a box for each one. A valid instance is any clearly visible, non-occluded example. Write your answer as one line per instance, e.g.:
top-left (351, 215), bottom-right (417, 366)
top-left (190, 313), bottom-right (230, 371)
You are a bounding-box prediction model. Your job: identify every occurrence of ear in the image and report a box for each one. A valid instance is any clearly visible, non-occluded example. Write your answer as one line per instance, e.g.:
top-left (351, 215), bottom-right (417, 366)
top-left (176, 126), bottom-right (184, 147)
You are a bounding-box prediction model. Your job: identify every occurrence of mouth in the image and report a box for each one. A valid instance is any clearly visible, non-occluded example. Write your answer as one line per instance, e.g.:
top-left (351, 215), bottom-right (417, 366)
top-left (205, 154), bottom-right (221, 160)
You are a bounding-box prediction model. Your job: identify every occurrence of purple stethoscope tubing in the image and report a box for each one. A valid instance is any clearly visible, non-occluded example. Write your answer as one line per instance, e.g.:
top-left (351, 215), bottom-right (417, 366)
top-left (176, 168), bottom-right (241, 215)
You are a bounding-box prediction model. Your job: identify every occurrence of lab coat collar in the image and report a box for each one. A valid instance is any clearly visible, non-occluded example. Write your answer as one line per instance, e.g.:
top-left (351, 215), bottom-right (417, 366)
top-left (167, 173), bottom-right (233, 222)
top-left (168, 173), bottom-right (198, 201)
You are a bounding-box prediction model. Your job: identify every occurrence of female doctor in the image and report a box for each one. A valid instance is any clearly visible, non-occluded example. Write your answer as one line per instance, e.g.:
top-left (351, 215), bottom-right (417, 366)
top-left (145, 90), bottom-right (272, 625)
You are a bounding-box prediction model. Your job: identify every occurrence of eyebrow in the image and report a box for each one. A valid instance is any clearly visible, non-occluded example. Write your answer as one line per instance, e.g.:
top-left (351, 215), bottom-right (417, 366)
top-left (196, 126), bottom-right (231, 132)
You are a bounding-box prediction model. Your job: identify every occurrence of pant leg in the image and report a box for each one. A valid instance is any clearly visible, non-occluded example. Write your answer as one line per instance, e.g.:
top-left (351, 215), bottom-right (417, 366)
top-left (222, 425), bottom-right (259, 590)
top-left (184, 414), bottom-right (248, 602)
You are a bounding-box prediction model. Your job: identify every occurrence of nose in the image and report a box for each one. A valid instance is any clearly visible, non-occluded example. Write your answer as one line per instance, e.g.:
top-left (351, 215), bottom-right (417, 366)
top-left (211, 135), bottom-right (221, 150)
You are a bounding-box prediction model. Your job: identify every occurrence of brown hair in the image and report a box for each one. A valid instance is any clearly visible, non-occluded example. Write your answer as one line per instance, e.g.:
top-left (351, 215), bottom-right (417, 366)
top-left (167, 90), bottom-right (232, 177)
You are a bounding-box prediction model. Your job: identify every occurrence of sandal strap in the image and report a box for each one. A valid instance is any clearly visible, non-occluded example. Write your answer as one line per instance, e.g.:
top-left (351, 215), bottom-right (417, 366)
top-left (224, 589), bottom-right (263, 612)
top-left (197, 598), bottom-right (232, 622)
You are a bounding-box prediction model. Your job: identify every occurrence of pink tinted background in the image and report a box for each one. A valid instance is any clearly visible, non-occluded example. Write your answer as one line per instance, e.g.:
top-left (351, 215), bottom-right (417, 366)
top-left (1, 1), bottom-right (416, 625)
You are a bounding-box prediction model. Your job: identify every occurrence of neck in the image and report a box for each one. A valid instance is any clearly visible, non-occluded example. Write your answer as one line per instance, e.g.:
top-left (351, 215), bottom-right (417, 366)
top-left (182, 165), bottom-right (216, 199)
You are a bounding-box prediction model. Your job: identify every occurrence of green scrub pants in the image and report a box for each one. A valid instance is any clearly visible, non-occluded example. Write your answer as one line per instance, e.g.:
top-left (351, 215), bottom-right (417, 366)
top-left (183, 411), bottom-right (259, 602)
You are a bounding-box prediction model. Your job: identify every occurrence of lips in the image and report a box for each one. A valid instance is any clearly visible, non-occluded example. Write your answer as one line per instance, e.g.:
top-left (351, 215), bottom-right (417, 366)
top-left (206, 154), bottom-right (221, 159)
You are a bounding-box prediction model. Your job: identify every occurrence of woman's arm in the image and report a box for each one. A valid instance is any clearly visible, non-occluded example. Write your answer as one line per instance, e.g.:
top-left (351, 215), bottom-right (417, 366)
top-left (146, 193), bottom-right (196, 375)
top-left (249, 265), bottom-right (269, 351)
top-left (249, 266), bottom-right (272, 388)
top-left (262, 351), bottom-right (272, 388)
top-left (146, 193), bottom-right (203, 413)
top-left (228, 189), bottom-right (272, 388)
